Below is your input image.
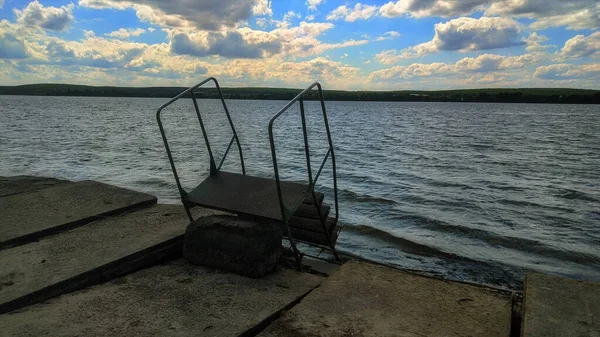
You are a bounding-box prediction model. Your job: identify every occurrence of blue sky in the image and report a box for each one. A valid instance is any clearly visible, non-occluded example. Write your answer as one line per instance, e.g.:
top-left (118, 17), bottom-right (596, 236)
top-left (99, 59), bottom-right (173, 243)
top-left (0, 0), bottom-right (598, 89)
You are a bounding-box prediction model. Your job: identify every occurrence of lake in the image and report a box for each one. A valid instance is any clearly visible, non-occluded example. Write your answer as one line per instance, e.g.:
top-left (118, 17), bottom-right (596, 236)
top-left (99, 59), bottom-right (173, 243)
top-left (1, 95), bottom-right (598, 289)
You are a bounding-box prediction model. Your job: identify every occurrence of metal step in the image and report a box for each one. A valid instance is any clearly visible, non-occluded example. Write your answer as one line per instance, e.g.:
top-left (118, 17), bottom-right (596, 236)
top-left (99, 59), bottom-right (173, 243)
top-left (292, 203), bottom-right (330, 220)
top-left (184, 171), bottom-right (309, 222)
top-left (302, 192), bottom-right (324, 205)
top-left (288, 216), bottom-right (338, 244)
top-left (288, 217), bottom-right (339, 246)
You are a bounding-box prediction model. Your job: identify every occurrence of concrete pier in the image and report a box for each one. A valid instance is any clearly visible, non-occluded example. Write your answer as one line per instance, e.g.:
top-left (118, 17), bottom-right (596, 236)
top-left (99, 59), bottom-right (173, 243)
top-left (1, 175), bottom-right (598, 336)
top-left (522, 273), bottom-right (600, 337)
top-left (0, 179), bottom-right (156, 248)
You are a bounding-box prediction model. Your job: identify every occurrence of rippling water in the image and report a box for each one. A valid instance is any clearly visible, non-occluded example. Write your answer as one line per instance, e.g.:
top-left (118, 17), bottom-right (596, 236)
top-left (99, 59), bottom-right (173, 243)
top-left (1, 95), bottom-right (599, 289)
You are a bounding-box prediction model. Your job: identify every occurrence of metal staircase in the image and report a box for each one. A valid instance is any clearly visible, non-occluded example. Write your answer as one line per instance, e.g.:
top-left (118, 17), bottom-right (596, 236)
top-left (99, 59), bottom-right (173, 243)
top-left (156, 77), bottom-right (340, 269)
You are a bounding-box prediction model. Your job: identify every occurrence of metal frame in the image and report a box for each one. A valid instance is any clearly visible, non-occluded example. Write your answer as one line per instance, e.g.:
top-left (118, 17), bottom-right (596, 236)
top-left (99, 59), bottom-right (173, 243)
top-left (156, 77), bottom-right (245, 222)
top-left (269, 82), bottom-right (341, 263)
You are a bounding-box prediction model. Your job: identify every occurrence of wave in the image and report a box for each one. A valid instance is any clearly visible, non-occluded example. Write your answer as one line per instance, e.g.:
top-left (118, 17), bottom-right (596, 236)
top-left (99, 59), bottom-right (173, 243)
top-left (338, 188), bottom-right (398, 205)
top-left (344, 224), bottom-right (477, 262)
top-left (399, 214), bottom-right (600, 266)
top-left (553, 188), bottom-right (599, 203)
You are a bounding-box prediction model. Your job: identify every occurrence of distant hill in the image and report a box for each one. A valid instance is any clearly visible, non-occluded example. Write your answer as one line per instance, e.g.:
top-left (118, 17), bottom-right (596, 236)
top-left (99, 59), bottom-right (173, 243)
top-left (0, 83), bottom-right (599, 104)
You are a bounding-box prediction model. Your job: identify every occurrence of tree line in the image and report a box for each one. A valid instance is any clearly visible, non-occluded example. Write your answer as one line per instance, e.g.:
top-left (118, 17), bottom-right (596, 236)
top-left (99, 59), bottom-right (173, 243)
top-left (1, 84), bottom-right (598, 104)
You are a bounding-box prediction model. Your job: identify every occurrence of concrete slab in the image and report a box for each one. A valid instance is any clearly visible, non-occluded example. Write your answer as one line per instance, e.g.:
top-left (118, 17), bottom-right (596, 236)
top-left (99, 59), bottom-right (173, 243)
top-left (0, 180), bottom-right (156, 248)
top-left (260, 261), bottom-right (512, 337)
top-left (0, 176), bottom-right (69, 198)
top-left (0, 205), bottom-right (214, 314)
top-left (0, 259), bottom-right (324, 337)
top-left (522, 273), bottom-right (600, 337)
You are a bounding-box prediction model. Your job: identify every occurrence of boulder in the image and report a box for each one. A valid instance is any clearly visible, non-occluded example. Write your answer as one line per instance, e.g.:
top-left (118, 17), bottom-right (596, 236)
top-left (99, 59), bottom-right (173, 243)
top-left (183, 215), bottom-right (282, 278)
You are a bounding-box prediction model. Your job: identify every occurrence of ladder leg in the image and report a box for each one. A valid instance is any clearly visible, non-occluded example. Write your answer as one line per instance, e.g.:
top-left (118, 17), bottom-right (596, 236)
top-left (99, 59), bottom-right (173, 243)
top-left (284, 223), bottom-right (303, 271)
top-left (183, 203), bottom-right (194, 223)
top-left (312, 191), bottom-right (342, 262)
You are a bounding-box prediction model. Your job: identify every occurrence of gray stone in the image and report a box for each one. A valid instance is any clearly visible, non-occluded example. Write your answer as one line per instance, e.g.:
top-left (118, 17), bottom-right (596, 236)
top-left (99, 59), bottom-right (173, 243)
top-left (522, 273), bottom-right (600, 337)
top-left (184, 215), bottom-right (282, 278)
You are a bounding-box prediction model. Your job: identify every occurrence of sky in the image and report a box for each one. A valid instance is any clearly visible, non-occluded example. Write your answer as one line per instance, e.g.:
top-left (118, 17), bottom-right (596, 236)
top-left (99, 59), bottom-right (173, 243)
top-left (0, 0), bottom-right (599, 90)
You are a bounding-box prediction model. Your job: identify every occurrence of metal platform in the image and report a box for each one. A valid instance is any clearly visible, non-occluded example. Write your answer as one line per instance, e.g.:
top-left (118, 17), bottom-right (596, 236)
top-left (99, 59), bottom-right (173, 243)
top-left (184, 171), bottom-right (309, 222)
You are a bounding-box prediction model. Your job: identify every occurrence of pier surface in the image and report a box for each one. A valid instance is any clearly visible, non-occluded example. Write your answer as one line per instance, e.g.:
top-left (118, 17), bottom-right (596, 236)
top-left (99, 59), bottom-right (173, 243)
top-left (522, 273), bottom-right (600, 337)
top-left (260, 261), bottom-right (511, 337)
top-left (1, 175), bottom-right (598, 336)
top-left (0, 179), bottom-right (156, 248)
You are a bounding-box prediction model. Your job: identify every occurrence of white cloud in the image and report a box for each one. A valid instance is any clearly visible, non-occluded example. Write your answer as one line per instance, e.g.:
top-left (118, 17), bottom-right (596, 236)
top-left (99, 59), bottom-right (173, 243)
top-left (276, 10), bottom-right (301, 28)
top-left (375, 17), bottom-right (522, 63)
top-left (430, 17), bottom-right (522, 51)
top-left (106, 28), bottom-right (147, 39)
top-left (306, 15), bottom-right (315, 21)
top-left (487, 1), bottom-right (600, 30)
top-left (522, 32), bottom-right (550, 52)
top-left (256, 17), bottom-right (269, 28)
top-left (79, 0), bottom-right (257, 30)
top-left (374, 50), bottom-right (402, 64)
top-left (375, 31), bottom-right (401, 41)
top-left (379, 0), bottom-right (486, 18)
top-left (369, 52), bottom-right (543, 81)
top-left (534, 63), bottom-right (600, 80)
top-left (170, 31), bottom-right (281, 59)
top-left (326, 3), bottom-right (379, 22)
top-left (559, 31), bottom-right (600, 59)
top-left (377, 0), bottom-right (600, 30)
top-left (0, 31), bottom-right (28, 59)
top-left (253, 0), bottom-right (272, 16)
top-left (307, 0), bottom-right (324, 11)
top-left (14, 1), bottom-right (74, 31)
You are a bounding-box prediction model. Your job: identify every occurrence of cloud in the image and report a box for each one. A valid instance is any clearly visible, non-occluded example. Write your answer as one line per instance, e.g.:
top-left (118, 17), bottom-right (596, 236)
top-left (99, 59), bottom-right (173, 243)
top-left (0, 0), bottom-right (4, 9)
top-left (559, 31), bottom-right (600, 59)
top-left (430, 17), bottom-right (522, 51)
top-left (106, 28), bottom-right (147, 39)
top-left (377, 0), bottom-right (600, 30)
top-left (369, 52), bottom-right (543, 81)
top-left (276, 10), bottom-right (301, 28)
top-left (14, 1), bottom-right (74, 31)
top-left (522, 32), bottom-right (550, 52)
top-left (375, 17), bottom-right (522, 63)
top-left (307, 0), bottom-right (324, 11)
top-left (253, 0), bottom-right (272, 16)
top-left (534, 63), bottom-right (600, 80)
top-left (0, 32), bottom-right (28, 59)
top-left (326, 3), bottom-right (379, 22)
top-left (79, 0), bottom-right (256, 30)
top-left (170, 31), bottom-right (281, 58)
top-left (487, 1), bottom-right (600, 30)
top-left (375, 31), bottom-right (401, 41)
top-left (379, 0), bottom-right (487, 18)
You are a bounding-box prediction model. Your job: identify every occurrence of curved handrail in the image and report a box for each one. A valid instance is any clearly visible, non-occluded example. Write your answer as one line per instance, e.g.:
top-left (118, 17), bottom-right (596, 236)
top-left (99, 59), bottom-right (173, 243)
top-left (156, 77), bottom-right (245, 199)
top-left (268, 82), bottom-right (339, 227)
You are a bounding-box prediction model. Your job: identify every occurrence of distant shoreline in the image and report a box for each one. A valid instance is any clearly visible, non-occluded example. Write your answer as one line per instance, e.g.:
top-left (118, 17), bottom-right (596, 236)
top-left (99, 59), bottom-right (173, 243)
top-left (1, 84), bottom-right (599, 104)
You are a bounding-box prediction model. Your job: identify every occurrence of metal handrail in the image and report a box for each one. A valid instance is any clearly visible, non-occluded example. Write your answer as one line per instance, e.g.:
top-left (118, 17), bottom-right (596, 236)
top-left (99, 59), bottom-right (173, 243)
top-left (156, 77), bottom-right (245, 212)
top-left (268, 82), bottom-right (339, 228)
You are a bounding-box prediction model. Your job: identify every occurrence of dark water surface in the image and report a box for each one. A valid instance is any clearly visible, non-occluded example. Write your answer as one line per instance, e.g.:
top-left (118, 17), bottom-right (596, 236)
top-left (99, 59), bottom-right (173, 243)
top-left (1, 95), bottom-right (599, 289)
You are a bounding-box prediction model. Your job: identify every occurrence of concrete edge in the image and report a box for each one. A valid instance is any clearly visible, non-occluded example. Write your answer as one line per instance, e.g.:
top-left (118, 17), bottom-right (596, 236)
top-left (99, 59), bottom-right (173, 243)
top-left (0, 233), bottom-right (182, 315)
top-left (519, 273), bottom-right (531, 337)
top-left (237, 283), bottom-right (322, 337)
top-left (0, 196), bottom-right (157, 250)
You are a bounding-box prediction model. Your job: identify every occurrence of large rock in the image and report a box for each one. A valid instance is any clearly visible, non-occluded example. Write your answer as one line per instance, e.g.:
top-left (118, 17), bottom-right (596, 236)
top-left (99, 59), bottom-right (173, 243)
top-left (183, 215), bottom-right (282, 278)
